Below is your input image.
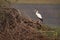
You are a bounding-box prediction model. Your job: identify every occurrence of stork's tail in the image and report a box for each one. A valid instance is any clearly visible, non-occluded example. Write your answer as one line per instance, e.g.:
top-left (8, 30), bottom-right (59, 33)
top-left (39, 18), bottom-right (43, 22)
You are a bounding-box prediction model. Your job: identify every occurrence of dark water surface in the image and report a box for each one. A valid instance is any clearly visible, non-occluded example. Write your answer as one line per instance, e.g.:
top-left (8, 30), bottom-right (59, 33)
top-left (11, 4), bottom-right (60, 27)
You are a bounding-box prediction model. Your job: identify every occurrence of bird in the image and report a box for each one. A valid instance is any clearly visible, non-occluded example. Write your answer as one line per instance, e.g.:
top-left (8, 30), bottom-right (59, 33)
top-left (35, 9), bottom-right (43, 22)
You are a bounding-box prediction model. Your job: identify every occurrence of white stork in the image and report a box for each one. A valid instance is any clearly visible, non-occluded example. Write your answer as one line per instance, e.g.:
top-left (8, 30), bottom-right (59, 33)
top-left (35, 9), bottom-right (43, 22)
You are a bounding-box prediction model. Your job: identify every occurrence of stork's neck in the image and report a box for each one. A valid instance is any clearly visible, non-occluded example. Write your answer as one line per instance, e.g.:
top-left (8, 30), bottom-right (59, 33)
top-left (36, 10), bottom-right (39, 14)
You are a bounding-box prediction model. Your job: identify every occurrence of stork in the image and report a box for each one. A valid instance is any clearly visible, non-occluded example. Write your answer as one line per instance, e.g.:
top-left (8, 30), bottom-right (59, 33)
top-left (35, 9), bottom-right (43, 22)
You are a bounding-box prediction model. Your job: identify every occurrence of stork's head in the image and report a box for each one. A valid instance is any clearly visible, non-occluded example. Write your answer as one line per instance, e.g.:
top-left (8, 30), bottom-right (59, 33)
top-left (34, 8), bottom-right (38, 13)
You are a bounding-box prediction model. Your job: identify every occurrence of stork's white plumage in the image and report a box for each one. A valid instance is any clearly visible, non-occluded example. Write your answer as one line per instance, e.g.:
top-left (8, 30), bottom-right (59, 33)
top-left (35, 9), bottom-right (43, 22)
top-left (36, 10), bottom-right (42, 19)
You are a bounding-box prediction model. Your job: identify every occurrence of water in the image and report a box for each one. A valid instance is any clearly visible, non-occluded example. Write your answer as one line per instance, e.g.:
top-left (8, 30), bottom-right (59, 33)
top-left (11, 4), bottom-right (60, 27)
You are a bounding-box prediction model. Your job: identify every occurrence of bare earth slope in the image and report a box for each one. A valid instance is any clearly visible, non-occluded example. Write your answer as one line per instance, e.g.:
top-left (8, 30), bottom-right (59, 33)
top-left (0, 7), bottom-right (51, 40)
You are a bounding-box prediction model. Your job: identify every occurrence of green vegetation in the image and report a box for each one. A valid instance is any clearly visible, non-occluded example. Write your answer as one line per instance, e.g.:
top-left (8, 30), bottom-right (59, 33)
top-left (0, 0), bottom-right (18, 7)
top-left (52, 27), bottom-right (60, 40)
top-left (36, 24), bottom-right (60, 40)
top-left (0, 0), bottom-right (60, 5)
top-left (16, 0), bottom-right (60, 4)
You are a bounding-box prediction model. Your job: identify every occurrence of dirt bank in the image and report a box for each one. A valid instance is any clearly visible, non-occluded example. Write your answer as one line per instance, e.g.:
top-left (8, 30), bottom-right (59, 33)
top-left (0, 7), bottom-right (51, 40)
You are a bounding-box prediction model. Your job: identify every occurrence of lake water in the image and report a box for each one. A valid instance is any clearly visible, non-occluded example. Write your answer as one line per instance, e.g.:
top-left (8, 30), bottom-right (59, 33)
top-left (11, 4), bottom-right (60, 27)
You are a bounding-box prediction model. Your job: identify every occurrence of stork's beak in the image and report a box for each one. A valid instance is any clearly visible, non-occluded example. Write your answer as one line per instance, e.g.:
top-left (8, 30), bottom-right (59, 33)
top-left (34, 9), bottom-right (37, 12)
